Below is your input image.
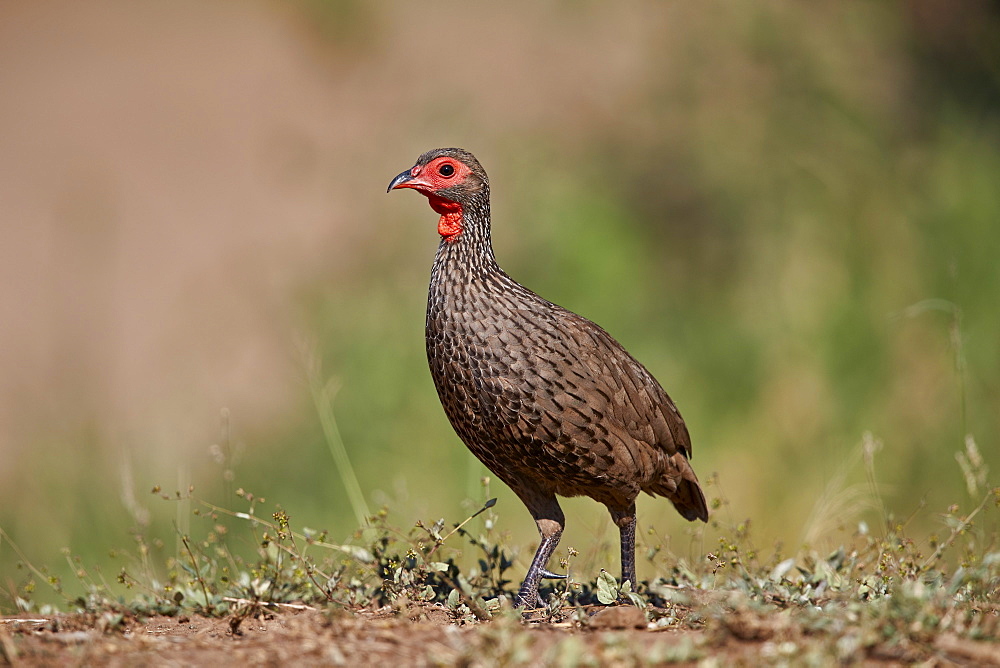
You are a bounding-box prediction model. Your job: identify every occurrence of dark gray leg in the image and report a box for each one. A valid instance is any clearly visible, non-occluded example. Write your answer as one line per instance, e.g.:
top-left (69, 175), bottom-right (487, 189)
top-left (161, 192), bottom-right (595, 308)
top-left (509, 486), bottom-right (565, 609)
top-left (609, 503), bottom-right (637, 591)
top-left (514, 529), bottom-right (562, 609)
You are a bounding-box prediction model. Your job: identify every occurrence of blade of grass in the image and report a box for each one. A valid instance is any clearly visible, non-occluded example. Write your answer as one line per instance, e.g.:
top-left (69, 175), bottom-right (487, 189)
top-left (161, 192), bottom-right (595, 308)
top-left (426, 497), bottom-right (497, 559)
top-left (301, 342), bottom-right (370, 528)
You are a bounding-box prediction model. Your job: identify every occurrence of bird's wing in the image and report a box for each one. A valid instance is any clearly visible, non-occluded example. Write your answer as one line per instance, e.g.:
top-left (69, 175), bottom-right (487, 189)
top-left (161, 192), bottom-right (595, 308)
top-left (547, 310), bottom-right (707, 519)
top-left (553, 311), bottom-right (692, 459)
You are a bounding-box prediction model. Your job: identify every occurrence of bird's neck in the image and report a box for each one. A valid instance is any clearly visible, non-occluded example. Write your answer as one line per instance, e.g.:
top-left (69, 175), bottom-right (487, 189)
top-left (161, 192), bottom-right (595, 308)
top-left (431, 189), bottom-right (500, 282)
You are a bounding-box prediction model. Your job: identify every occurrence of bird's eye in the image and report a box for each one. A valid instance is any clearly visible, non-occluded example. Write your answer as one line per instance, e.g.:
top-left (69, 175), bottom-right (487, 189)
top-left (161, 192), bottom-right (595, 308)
top-left (438, 163), bottom-right (455, 177)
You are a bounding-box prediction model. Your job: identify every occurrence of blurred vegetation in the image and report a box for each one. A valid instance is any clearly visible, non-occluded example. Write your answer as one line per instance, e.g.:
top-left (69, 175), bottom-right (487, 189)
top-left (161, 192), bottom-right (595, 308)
top-left (2, 1), bottom-right (999, 612)
top-left (4, 465), bottom-right (998, 664)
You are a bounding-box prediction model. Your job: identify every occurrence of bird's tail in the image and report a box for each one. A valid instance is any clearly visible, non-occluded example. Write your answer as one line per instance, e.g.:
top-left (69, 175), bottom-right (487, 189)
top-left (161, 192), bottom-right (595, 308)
top-left (651, 453), bottom-right (709, 522)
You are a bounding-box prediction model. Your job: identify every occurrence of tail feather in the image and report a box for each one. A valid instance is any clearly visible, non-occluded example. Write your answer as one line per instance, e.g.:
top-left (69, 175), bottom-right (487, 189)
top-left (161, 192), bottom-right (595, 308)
top-left (671, 476), bottom-right (709, 522)
top-left (650, 453), bottom-right (709, 522)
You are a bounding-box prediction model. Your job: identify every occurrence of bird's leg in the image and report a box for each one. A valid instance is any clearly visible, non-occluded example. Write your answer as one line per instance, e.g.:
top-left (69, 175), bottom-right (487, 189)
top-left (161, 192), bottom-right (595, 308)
top-left (515, 522), bottom-right (563, 609)
top-left (512, 492), bottom-right (565, 610)
top-left (609, 503), bottom-right (638, 598)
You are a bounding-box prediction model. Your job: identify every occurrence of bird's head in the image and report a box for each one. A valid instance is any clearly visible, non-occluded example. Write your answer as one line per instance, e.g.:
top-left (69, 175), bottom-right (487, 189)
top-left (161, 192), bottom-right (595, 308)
top-left (387, 148), bottom-right (488, 239)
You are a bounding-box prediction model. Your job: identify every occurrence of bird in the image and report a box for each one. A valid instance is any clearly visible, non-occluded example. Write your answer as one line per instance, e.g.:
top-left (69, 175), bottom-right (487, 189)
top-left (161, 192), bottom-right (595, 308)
top-left (388, 148), bottom-right (708, 609)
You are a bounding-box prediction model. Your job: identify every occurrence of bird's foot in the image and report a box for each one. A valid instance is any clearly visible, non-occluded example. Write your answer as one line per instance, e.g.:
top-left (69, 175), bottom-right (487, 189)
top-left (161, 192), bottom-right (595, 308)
top-left (513, 590), bottom-right (542, 611)
top-left (616, 579), bottom-right (641, 606)
top-left (514, 569), bottom-right (563, 610)
top-left (514, 592), bottom-right (542, 611)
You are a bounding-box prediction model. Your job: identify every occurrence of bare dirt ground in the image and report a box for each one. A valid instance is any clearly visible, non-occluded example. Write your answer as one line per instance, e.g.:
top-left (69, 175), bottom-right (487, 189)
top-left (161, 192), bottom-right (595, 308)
top-left (3, 608), bottom-right (695, 667)
top-left (4, 604), bottom-right (999, 667)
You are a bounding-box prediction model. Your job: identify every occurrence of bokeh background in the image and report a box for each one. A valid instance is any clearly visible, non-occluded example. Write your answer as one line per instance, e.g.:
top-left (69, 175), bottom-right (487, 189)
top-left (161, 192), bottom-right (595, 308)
top-left (1, 1), bottom-right (998, 609)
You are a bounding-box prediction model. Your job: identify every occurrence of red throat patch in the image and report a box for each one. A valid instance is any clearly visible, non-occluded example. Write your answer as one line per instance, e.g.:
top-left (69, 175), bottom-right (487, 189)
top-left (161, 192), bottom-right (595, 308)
top-left (426, 194), bottom-right (463, 240)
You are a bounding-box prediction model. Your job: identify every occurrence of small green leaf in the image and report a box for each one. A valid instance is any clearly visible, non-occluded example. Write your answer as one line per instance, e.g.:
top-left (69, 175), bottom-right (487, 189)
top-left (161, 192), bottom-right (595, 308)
top-left (770, 558), bottom-right (795, 581)
top-left (337, 545), bottom-right (375, 563)
top-left (596, 569), bottom-right (618, 605)
top-left (446, 588), bottom-right (460, 609)
top-left (626, 592), bottom-right (646, 609)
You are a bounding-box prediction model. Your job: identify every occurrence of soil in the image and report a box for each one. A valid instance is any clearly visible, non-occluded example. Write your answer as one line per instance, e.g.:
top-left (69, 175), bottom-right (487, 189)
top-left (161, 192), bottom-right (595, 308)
top-left (2, 607), bottom-right (685, 667)
top-left (3, 604), bottom-right (999, 667)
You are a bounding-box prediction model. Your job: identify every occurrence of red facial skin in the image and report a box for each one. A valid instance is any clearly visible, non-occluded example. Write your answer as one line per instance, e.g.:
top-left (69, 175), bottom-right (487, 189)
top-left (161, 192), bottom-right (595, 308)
top-left (392, 157), bottom-right (471, 240)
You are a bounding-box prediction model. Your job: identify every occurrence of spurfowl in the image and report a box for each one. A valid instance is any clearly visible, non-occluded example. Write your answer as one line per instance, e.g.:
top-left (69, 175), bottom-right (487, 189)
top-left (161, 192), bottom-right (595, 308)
top-left (388, 148), bottom-right (708, 609)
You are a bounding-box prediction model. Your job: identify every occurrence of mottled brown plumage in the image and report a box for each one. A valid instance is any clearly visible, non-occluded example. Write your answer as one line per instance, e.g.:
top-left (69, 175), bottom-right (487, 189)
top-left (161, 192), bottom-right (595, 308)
top-left (388, 148), bottom-right (708, 608)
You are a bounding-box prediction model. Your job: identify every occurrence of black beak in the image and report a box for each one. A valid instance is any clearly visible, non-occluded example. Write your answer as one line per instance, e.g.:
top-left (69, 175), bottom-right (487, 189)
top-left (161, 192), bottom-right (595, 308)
top-left (387, 169), bottom-right (413, 193)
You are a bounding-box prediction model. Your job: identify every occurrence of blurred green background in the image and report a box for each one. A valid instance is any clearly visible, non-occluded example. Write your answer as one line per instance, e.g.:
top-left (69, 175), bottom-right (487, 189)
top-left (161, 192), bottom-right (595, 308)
top-left (1, 1), bottom-right (998, 610)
